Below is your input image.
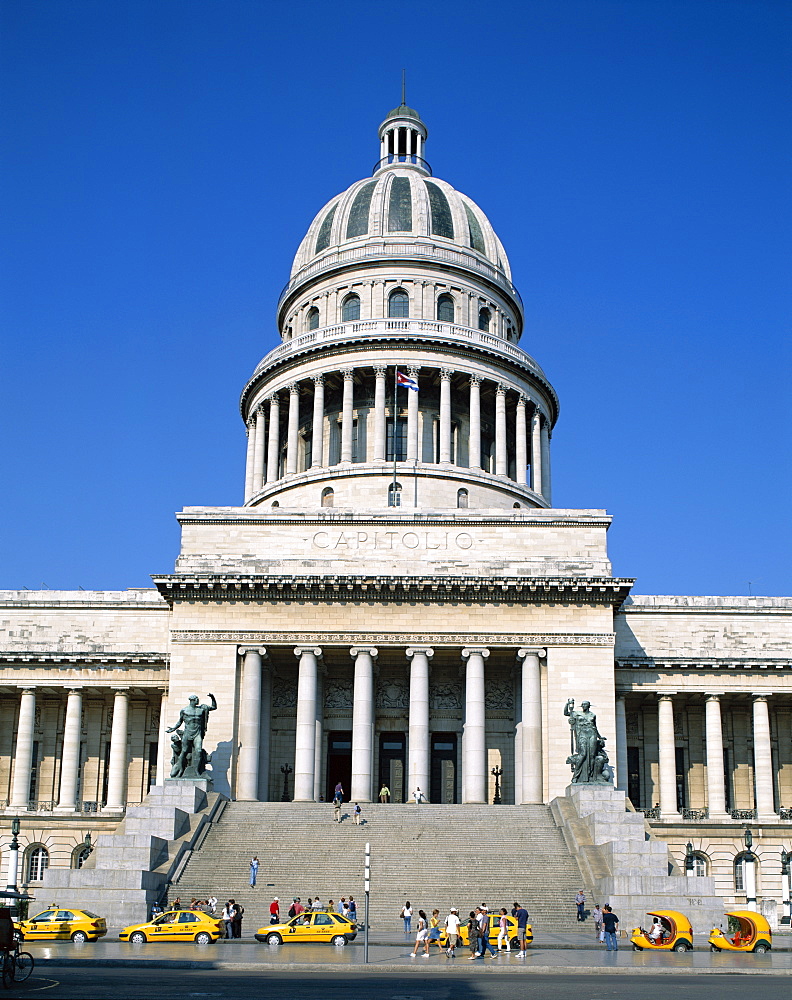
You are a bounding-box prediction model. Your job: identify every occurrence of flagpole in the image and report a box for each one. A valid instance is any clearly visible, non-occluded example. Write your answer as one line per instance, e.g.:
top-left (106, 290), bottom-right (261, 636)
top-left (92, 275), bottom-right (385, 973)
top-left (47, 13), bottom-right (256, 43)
top-left (392, 366), bottom-right (398, 505)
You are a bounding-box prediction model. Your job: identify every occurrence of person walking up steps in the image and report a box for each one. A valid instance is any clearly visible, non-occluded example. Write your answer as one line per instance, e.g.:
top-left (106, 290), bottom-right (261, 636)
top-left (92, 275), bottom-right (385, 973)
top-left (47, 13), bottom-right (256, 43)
top-left (353, 802), bottom-right (361, 825)
top-left (249, 856), bottom-right (259, 888)
top-left (575, 889), bottom-right (586, 921)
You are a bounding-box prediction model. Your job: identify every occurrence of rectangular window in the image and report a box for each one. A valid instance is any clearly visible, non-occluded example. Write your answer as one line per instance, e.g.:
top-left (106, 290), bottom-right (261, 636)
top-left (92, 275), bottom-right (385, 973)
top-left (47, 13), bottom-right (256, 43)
top-left (304, 434), bottom-right (312, 470)
top-left (28, 741), bottom-right (40, 802)
top-left (386, 418), bottom-right (407, 461)
top-left (147, 742), bottom-right (158, 793)
top-left (723, 747), bottom-right (732, 812)
top-left (627, 746), bottom-right (641, 807)
top-left (101, 741), bottom-right (111, 807)
top-left (675, 746), bottom-right (687, 810)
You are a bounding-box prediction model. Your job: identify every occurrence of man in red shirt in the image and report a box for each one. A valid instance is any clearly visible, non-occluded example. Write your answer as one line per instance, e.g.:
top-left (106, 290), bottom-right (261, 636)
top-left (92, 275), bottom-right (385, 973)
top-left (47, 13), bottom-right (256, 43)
top-left (269, 897), bottom-right (280, 924)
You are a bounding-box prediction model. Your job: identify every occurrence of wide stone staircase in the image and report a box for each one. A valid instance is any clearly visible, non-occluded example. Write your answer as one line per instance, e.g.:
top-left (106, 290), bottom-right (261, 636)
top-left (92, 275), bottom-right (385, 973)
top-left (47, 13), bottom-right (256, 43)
top-left (172, 802), bottom-right (592, 935)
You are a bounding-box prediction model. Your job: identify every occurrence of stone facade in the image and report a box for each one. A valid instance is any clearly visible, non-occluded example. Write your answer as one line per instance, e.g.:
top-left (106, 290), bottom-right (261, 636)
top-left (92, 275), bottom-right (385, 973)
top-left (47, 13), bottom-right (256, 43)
top-left (1, 104), bottom-right (789, 921)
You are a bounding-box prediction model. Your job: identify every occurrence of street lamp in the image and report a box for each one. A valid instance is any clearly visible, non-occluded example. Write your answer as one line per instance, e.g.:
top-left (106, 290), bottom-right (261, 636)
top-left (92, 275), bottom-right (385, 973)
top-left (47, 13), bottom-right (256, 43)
top-left (685, 841), bottom-right (695, 878)
top-left (491, 765), bottom-right (503, 805)
top-left (5, 816), bottom-right (21, 919)
top-left (780, 848), bottom-right (790, 926)
top-left (280, 763), bottom-right (293, 802)
top-left (743, 828), bottom-right (758, 911)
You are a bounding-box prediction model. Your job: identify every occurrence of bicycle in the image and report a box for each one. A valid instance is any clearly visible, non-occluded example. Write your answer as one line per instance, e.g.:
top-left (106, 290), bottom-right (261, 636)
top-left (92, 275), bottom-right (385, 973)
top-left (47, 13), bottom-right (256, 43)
top-left (1, 936), bottom-right (34, 988)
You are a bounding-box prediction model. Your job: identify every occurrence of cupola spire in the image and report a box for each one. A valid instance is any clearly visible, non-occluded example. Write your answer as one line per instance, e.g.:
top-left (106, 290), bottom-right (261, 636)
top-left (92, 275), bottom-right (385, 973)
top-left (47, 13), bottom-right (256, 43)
top-left (375, 82), bottom-right (429, 175)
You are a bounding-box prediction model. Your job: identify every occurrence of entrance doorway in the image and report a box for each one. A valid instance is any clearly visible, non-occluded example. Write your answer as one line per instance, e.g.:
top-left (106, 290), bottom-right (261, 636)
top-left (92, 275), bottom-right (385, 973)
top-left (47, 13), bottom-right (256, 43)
top-left (430, 732), bottom-right (458, 803)
top-left (326, 731), bottom-right (352, 802)
top-left (379, 732), bottom-right (406, 802)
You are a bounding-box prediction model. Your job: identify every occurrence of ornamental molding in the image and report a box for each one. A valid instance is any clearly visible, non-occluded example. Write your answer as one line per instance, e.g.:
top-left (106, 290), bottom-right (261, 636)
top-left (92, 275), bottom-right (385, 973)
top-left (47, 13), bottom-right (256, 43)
top-left (171, 630), bottom-right (615, 647)
top-left (616, 657), bottom-right (791, 671)
top-left (0, 652), bottom-right (168, 666)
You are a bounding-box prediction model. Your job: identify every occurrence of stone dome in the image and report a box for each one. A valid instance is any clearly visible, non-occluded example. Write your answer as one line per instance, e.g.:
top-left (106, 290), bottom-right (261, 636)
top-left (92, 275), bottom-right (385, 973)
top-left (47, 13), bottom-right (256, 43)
top-left (290, 171), bottom-right (512, 281)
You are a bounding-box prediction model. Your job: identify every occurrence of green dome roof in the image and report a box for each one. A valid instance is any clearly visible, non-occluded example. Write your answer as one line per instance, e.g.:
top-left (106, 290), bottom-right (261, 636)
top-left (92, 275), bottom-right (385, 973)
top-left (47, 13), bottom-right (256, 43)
top-left (385, 103), bottom-right (423, 123)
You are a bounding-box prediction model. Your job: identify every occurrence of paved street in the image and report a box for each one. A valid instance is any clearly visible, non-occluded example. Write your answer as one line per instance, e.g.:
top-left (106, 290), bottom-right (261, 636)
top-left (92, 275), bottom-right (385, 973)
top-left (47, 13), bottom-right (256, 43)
top-left (5, 969), bottom-right (792, 1000)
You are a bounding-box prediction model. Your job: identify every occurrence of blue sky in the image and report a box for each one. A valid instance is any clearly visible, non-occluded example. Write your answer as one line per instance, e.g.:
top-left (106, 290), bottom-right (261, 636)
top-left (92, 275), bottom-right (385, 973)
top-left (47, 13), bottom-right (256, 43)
top-left (1, 0), bottom-right (790, 595)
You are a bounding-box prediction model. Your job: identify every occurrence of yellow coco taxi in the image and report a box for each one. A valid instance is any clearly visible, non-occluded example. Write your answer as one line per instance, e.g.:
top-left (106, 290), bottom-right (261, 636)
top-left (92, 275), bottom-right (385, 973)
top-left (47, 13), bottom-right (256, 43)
top-left (708, 911), bottom-right (772, 954)
top-left (119, 909), bottom-right (222, 944)
top-left (630, 910), bottom-right (693, 952)
top-left (255, 910), bottom-right (358, 946)
top-left (440, 913), bottom-right (532, 950)
top-left (16, 907), bottom-right (107, 943)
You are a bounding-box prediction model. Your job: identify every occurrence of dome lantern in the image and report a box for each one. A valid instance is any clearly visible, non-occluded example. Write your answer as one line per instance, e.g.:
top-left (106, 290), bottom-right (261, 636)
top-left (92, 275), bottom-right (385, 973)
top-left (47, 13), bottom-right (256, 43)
top-left (376, 103), bottom-right (429, 175)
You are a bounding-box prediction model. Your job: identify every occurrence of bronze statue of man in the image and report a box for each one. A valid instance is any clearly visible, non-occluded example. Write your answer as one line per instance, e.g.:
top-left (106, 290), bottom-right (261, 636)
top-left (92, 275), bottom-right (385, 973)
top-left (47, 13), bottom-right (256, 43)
top-left (167, 693), bottom-right (217, 778)
top-left (564, 698), bottom-right (602, 783)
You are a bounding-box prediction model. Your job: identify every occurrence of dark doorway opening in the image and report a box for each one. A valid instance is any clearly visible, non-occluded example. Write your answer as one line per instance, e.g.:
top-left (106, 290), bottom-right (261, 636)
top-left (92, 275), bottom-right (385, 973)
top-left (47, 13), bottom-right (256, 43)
top-left (379, 732), bottom-right (406, 802)
top-left (326, 731), bottom-right (352, 803)
top-left (430, 732), bottom-right (458, 803)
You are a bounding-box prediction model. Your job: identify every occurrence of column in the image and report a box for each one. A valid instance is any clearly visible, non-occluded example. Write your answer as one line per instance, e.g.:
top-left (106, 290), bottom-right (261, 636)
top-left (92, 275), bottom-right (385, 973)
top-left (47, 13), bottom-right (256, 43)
top-left (314, 670), bottom-right (324, 802)
top-left (258, 664), bottom-right (272, 802)
top-left (462, 647), bottom-right (489, 803)
top-left (293, 647), bottom-right (321, 801)
top-left (56, 688), bottom-right (83, 811)
top-left (515, 396), bottom-right (528, 485)
top-left (517, 649), bottom-right (543, 804)
top-left (406, 367), bottom-right (420, 461)
top-left (251, 406), bottom-right (267, 493)
top-left (286, 384), bottom-right (300, 475)
top-left (753, 695), bottom-right (777, 820)
top-left (104, 689), bottom-right (129, 812)
top-left (351, 647), bottom-right (377, 802)
top-left (468, 376), bottom-right (481, 469)
top-left (156, 690), bottom-right (168, 786)
top-left (704, 694), bottom-right (729, 819)
top-left (10, 688), bottom-right (36, 809)
top-left (615, 696), bottom-right (628, 794)
top-left (540, 418), bottom-right (552, 503)
top-left (243, 417), bottom-right (256, 501)
top-left (237, 648), bottom-right (266, 801)
top-left (373, 366), bottom-right (386, 461)
top-left (657, 695), bottom-right (680, 818)
top-left (439, 369), bottom-right (452, 464)
top-left (531, 407), bottom-right (543, 494)
top-left (311, 375), bottom-right (325, 468)
top-left (266, 394), bottom-right (280, 483)
top-left (341, 369), bottom-right (354, 463)
top-left (495, 385), bottom-right (507, 476)
top-left (406, 647), bottom-right (433, 800)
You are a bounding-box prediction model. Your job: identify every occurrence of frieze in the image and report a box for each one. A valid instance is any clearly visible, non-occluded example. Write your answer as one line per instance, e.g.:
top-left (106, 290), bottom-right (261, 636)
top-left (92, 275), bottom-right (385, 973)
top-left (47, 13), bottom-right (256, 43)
top-left (485, 679), bottom-right (514, 711)
top-left (376, 678), bottom-right (408, 709)
top-left (324, 678), bottom-right (353, 710)
top-left (271, 677), bottom-right (297, 710)
top-left (430, 680), bottom-right (463, 710)
top-left (172, 631), bottom-right (614, 647)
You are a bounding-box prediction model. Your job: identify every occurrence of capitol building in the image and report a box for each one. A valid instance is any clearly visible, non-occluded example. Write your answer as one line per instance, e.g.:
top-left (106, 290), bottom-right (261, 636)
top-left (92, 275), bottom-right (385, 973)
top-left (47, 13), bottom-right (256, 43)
top-left (1, 104), bottom-right (790, 919)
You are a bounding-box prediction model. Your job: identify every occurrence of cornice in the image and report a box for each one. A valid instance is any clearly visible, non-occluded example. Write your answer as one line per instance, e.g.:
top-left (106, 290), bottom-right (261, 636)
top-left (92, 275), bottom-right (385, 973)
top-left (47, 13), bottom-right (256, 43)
top-left (0, 652), bottom-right (168, 666)
top-left (616, 657), bottom-right (791, 672)
top-left (174, 509), bottom-right (612, 527)
top-left (152, 574), bottom-right (633, 607)
top-left (173, 630), bottom-right (614, 647)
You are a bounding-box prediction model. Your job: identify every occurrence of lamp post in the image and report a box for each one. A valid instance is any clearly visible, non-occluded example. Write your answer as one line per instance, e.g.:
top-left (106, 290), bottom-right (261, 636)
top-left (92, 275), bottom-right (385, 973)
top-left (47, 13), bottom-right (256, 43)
top-left (743, 828), bottom-right (757, 911)
top-left (491, 765), bottom-right (503, 805)
top-left (280, 763), bottom-right (293, 802)
top-left (685, 841), bottom-right (695, 878)
top-left (5, 816), bottom-right (21, 918)
top-left (781, 848), bottom-right (790, 926)
top-left (82, 832), bottom-right (93, 865)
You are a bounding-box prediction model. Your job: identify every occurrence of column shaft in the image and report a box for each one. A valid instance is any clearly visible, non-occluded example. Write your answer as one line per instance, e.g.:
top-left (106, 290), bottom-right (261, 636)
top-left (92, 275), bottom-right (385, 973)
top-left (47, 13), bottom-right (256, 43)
top-left (657, 695), bottom-right (680, 818)
top-left (266, 395), bottom-right (280, 483)
top-left (341, 370), bottom-right (354, 462)
top-left (753, 696), bottom-right (777, 819)
top-left (104, 690), bottom-right (129, 811)
top-left (10, 689), bottom-right (36, 809)
top-left (406, 368), bottom-right (419, 461)
top-left (286, 385), bottom-right (300, 475)
top-left (704, 695), bottom-right (728, 818)
top-left (311, 376), bottom-right (324, 468)
top-left (468, 377), bottom-right (481, 468)
top-left (518, 650), bottom-right (542, 803)
top-left (244, 419), bottom-right (256, 501)
top-left (615, 696), bottom-right (628, 794)
top-left (258, 666), bottom-right (272, 801)
top-left (156, 691), bottom-right (168, 786)
top-left (531, 408), bottom-right (543, 494)
top-left (495, 386), bottom-right (507, 476)
top-left (294, 648), bottom-right (320, 801)
top-left (56, 689), bottom-right (83, 811)
top-left (515, 396), bottom-right (528, 485)
top-left (439, 370), bottom-right (452, 463)
top-left (462, 648), bottom-right (489, 803)
top-left (407, 647), bottom-right (433, 800)
top-left (373, 368), bottom-right (386, 461)
top-left (252, 407), bottom-right (267, 494)
top-left (237, 649), bottom-right (264, 801)
top-left (540, 419), bottom-right (552, 503)
top-left (351, 647), bottom-right (377, 802)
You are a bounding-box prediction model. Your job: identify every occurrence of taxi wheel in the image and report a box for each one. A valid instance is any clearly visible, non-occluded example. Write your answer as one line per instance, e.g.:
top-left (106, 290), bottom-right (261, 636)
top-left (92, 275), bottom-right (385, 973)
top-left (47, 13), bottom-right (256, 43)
top-left (673, 941), bottom-right (688, 952)
top-left (753, 943), bottom-right (769, 954)
top-left (331, 935), bottom-right (346, 946)
top-left (194, 932), bottom-right (212, 945)
top-left (266, 933), bottom-right (282, 945)
top-left (632, 944), bottom-right (642, 951)
top-left (510, 938), bottom-right (521, 951)
top-left (71, 930), bottom-right (88, 943)
top-left (710, 945), bottom-right (720, 952)
top-left (129, 931), bottom-right (147, 944)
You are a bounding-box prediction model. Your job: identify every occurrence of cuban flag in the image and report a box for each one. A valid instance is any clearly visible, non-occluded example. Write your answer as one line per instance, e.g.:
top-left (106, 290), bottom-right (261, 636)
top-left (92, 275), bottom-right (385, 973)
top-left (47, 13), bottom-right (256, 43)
top-left (396, 370), bottom-right (419, 391)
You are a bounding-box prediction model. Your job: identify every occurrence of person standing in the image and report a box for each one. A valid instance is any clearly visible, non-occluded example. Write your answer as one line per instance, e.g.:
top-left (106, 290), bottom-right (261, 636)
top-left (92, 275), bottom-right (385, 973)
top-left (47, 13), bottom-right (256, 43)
top-left (592, 903), bottom-right (604, 941)
top-left (207, 895), bottom-right (217, 915)
top-left (601, 905), bottom-right (619, 951)
top-left (232, 900), bottom-right (244, 939)
top-left (514, 902), bottom-right (530, 957)
top-left (353, 802), bottom-right (361, 825)
top-left (413, 787), bottom-right (425, 803)
top-left (293, 898), bottom-right (304, 916)
top-left (221, 901), bottom-right (233, 939)
top-left (411, 909), bottom-right (430, 957)
top-left (334, 781), bottom-right (344, 802)
top-left (400, 901), bottom-right (413, 935)
top-left (477, 906), bottom-right (497, 958)
top-left (379, 784), bottom-right (390, 803)
top-left (575, 889), bottom-right (586, 922)
top-left (445, 907), bottom-right (460, 957)
top-left (249, 856), bottom-right (259, 888)
top-left (466, 911), bottom-right (479, 958)
top-left (347, 897), bottom-right (357, 923)
top-left (497, 908), bottom-right (510, 952)
top-left (269, 897), bottom-right (280, 924)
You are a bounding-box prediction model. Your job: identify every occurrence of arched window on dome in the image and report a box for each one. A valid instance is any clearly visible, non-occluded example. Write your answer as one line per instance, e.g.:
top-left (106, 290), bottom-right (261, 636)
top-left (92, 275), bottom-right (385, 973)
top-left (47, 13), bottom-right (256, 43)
top-left (388, 289), bottom-right (409, 319)
top-left (346, 181), bottom-right (376, 239)
top-left (388, 177), bottom-right (412, 232)
top-left (306, 307), bottom-right (319, 331)
top-left (388, 482), bottom-right (402, 507)
top-left (425, 181), bottom-right (454, 239)
top-left (321, 487), bottom-right (334, 508)
top-left (26, 845), bottom-right (49, 882)
top-left (513, 502), bottom-right (521, 509)
top-left (457, 489), bottom-right (469, 509)
top-left (478, 307), bottom-right (491, 332)
top-left (465, 203), bottom-right (486, 255)
top-left (436, 294), bottom-right (455, 323)
top-left (341, 294), bottom-right (360, 322)
top-left (315, 204), bottom-right (337, 254)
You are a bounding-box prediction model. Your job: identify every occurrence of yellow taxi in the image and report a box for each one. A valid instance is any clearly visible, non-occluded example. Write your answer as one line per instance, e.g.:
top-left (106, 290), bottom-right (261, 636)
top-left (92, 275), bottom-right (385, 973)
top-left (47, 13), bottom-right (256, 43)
top-left (119, 909), bottom-right (223, 944)
top-left (16, 907), bottom-right (107, 943)
top-left (255, 909), bottom-right (359, 946)
top-left (440, 912), bottom-right (532, 950)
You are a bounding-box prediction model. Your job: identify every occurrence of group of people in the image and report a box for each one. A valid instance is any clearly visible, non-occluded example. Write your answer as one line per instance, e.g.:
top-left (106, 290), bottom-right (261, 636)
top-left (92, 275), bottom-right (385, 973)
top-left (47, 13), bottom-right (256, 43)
top-left (153, 895), bottom-right (245, 938)
top-left (401, 901), bottom-right (531, 959)
top-left (590, 902), bottom-right (620, 951)
top-left (267, 895), bottom-right (359, 925)
top-left (330, 783), bottom-right (363, 824)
